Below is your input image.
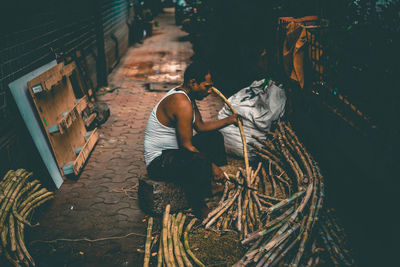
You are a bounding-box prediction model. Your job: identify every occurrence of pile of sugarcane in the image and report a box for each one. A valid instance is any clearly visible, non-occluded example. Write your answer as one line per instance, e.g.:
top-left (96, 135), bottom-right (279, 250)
top-left (208, 87), bottom-right (354, 266)
top-left (0, 169), bottom-right (54, 267)
top-left (143, 204), bottom-right (205, 267)
top-left (201, 121), bottom-right (354, 266)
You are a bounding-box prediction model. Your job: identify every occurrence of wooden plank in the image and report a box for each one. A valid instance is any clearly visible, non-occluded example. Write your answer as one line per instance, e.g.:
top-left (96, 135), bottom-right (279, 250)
top-left (26, 62), bottom-right (92, 180)
top-left (43, 71), bottom-right (62, 91)
top-left (73, 128), bottom-right (99, 175)
top-left (60, 61), bottom-right (76, 77)
top-left (57, 96), bottom-right (88, 134)
top-left (28, 63), bottom-right (64, 93)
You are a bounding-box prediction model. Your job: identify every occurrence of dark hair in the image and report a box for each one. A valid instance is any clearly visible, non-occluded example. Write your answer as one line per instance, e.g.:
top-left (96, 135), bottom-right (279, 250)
top-left (183, 61), bottom-right (210, 85)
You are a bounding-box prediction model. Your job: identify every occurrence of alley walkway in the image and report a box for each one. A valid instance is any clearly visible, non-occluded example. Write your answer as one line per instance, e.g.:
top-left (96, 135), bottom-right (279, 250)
top-left (27, 8), bottom-right (224, 267)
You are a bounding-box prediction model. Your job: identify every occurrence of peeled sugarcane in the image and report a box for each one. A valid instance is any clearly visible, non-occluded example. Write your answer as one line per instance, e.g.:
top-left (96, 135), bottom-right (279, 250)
top-left (211, 86), bottom-right (249, 176)
top-left (172, 214), bottom-right (184, 267)
top-left (157, 236), bottom-right (163, 267)
top-left (183, 218), bottom-right (205, 267)
top-left (152, 206), bottom-right (202, 267)
top-left (143, 217), bottom-right (153, 267)
top-left (176, 214), bottom-right (192, 267)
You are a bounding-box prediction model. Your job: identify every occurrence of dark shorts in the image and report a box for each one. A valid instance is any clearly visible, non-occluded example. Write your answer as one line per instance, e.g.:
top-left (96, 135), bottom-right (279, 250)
top-left (146, 130), bottom-right (227, 209)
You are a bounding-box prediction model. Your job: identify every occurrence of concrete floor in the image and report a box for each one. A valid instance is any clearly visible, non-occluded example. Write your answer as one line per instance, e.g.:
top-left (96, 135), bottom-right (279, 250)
top-left (24, 8), bottom-right (224, 267)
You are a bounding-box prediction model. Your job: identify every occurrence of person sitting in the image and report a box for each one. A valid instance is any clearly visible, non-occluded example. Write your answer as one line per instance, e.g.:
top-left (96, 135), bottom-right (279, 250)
top-left (144, 61), bottom-right (238, 218)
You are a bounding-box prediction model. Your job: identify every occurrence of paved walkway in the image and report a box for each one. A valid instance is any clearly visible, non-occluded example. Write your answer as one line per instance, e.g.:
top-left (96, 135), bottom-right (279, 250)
top-left (27, 8), bottom-right (224, 267)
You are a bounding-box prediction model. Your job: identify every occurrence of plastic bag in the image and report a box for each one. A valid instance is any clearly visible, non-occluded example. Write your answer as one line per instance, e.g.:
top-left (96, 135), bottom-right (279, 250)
top-left (218, 79), bottom-right (286, 158)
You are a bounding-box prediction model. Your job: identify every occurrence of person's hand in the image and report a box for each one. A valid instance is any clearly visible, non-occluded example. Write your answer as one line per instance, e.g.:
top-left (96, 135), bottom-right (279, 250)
top-left (229, 113), bottom-right (242, 127)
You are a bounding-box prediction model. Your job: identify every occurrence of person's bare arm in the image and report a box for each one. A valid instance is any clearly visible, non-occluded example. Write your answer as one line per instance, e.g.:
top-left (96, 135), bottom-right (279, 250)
top-left (193, 103), bottom-right (238, 132)
top-left (172, 97), bottom-right (226, 181)
top-left (172, 95), bottom-right (199, 153)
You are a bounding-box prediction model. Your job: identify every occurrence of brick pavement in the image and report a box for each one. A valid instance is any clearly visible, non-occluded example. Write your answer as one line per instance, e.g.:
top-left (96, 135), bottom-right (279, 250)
top-left (25, 8), bottom-right (224, 267)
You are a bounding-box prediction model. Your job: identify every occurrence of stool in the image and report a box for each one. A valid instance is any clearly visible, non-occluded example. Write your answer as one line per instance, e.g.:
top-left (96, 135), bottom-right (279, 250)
top-left (138, 177), bottom-right (189, 216)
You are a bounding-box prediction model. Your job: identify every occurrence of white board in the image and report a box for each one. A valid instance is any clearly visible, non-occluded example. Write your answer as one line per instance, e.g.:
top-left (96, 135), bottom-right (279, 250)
top-left (9, 60), bottom-right (63, 188)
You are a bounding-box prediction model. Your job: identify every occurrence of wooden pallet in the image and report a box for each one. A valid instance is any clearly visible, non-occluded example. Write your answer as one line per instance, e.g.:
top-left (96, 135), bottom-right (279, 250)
top-left (27, 62), bottom-right (98, 179)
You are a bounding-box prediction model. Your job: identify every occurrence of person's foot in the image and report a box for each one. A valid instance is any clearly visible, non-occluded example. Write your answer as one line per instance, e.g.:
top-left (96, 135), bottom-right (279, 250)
top-left (212, 163), bottom-right (225, 181)
top-left (200, 206), bottom-right (210, 220)
top-left (211, 181), bottom-right (225, 195)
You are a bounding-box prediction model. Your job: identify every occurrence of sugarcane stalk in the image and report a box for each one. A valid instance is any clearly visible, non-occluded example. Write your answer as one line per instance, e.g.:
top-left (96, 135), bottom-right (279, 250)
top-left (320, 223), bottom-right (353, 265)
top-left (167, 215), bottom-right (176, 267)
top-left (205, 188), bottom-right (241, 229)
top-left (243, 207), bottom-right (294, 245)
top-left (216, 216), bottom-right (223, 230)
top-left (179, 240), bottom-right (192, 267)
top-left (18, 191), bottom-right (53, 219)
top-left (273, 173), bottom-right (291, 195)
top-left (277, 135), bottom-right (303, 185)
top-left (211, 87), bottom-right (249, 176)
top-left (172, 214), bottom-right (184, 267)
top-left (16, 194), bottom-right (54, 266)
top-left (219, 180), bottom-right (229, 204)
top-left (0, 171), bottom-right (16, 199)
top-left (162, 204), bottom-right (171, 267)
top-left (223, 203), bottom-right (234, 230)
top-left (255, 151), bottom-right (291, 185)
top-left (256, 193), bottom-right (282, 202)
top-left (246, 202), bottom-right (255, 233)
top-left (0, 170), bottom-right (15, 188)
top-left (319, 229), bottom-right (340, 266)
top-left (3, 248), bottom-right (22, 267)
top-left (265, 190), bottom-right (305, 214)
top-left (12, 180), bottom-right (41, 226)
top-left (279, 123), bottom-right (312, 183)
top-left (183, 218), bottom-right (205, 267)
top-left (249, 142), bottom-right (282, 166)
top-left (2, 223), bottom-right (9, 247)
top-left (176, 214), bottom-right (192, 267)
top-left (9, 214), bottom-right (17, 252)
top-left (0, 170), bottom-right (31, 234)
top-left (202, 193), bottom-right (234, 225)
top-left (250, 162), bottom-right (262, 186)
top-left (17, 188), bottom-right (48, 211)
top-left (256, 237), bottom-right (290, 267)
top-left (175, 212), bottom-right (182, 230)
top-left (143, 217), bottom-right (153, 267)
top-left (321, 219), bottom-right (344, 247)
top-left (15, 240), bottom-right (25, 261)
top-left (178, 214), bottom-right (186, 239)
top-left (243, 214), bottom-right (248, 240)
top-left (252, 199), bottom-right (262, 228)
top-left (266, 236), bottom-right (295, 267)
top-left (236, 190), bottom-right (242, 232)
top-left (157, 241), bottom-right (163, 267)
top-left (291, 173), bottom-right (319, 266)
top-left (16, 221), bottom-right (34, 266)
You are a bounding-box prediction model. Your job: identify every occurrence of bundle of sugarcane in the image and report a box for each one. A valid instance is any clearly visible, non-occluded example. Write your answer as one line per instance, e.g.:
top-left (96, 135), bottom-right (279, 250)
top-left (201, 162), bottom-right (269, 238)
top-left (210, 87), bottom-right (354, 266)
top-left (143, 204), bottom-right (205, 267)
top-left (0, 169), bottom-right (54, 267)
top-left (233, 122), bottom-right (354, 266)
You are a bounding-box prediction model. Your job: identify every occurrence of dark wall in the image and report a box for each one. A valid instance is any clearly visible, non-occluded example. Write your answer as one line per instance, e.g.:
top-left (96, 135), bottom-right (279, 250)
top-left (0, 0), bottom-right (134, 178)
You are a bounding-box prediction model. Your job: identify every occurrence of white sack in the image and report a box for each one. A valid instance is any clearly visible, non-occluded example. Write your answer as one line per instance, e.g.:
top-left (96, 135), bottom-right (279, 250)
top-left (218, 79), bottom-right (286, 158)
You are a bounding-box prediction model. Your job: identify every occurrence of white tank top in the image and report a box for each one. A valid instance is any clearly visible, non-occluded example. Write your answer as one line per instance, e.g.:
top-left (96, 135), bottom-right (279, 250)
top-left (144, 87), bottom-right (195, 166)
